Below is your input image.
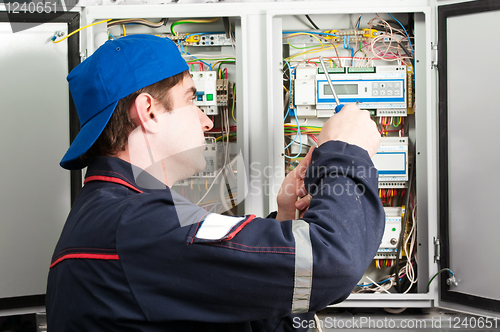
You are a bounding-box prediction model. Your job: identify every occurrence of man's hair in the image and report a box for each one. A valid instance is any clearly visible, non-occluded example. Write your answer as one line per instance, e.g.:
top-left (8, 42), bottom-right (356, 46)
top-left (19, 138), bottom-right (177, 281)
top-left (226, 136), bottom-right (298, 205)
top-left (80, 70), bottom-right (189, 164)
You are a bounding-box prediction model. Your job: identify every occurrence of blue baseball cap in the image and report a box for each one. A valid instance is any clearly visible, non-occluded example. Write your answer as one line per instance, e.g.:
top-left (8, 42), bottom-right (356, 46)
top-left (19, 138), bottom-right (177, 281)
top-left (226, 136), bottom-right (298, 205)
top-left (60, 34), bottom-right (189, 170)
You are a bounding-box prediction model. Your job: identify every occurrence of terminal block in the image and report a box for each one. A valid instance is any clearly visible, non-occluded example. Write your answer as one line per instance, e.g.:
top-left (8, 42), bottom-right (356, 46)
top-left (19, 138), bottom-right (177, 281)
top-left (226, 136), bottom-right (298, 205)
top-left (216, 79), bottom-right (229, 106)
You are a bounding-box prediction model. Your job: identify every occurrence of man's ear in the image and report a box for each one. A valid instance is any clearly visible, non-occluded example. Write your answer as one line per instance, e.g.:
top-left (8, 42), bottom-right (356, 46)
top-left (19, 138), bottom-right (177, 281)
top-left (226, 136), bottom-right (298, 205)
top-left (129, 93), bottom-right (161, 134)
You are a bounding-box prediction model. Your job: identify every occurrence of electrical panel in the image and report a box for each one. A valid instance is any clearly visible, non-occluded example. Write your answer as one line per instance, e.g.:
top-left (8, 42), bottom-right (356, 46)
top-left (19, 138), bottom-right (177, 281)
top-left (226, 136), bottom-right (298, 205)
top-left (278, 13), bottom-right (416, 297)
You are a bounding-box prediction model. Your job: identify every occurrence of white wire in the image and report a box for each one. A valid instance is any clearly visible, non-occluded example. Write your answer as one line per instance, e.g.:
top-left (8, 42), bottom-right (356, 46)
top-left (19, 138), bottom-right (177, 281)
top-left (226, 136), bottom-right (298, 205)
top-left (219, 105), bottom-right (235, 215)
top-left (366, 276), bottom-right (392, 294)
top-left (403, 202), bottom-right (417, 294)
top-left (314, 314), bottom-right (324, 332)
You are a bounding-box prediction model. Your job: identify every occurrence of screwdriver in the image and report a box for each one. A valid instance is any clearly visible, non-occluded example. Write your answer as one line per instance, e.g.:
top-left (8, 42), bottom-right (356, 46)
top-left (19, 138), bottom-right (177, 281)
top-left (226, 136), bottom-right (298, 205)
top-left (318, 56), bottom-right (344, 113)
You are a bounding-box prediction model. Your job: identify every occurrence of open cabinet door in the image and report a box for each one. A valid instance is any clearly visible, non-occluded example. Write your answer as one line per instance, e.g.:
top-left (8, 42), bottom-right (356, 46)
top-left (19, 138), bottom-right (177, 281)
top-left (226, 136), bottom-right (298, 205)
top-left (438, 0), bottom-right (500, 317)
top-left (0, 11), bottom-right (81, 314)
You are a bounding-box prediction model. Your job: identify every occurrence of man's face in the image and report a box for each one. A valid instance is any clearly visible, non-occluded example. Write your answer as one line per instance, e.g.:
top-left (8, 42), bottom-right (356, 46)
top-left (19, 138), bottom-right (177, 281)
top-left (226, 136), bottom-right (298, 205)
top-left (128, 75), bottom-right (214, 186)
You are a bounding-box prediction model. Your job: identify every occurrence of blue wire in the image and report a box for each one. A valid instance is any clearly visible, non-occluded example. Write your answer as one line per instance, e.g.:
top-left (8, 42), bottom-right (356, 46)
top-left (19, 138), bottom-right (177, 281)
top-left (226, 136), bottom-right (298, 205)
top-left (284, 111), bottom-right (303, 159)
top-left (282, 60), bottom-right (302, 158)
top-left (357, 277), bottom-right (392, 288)
top-left (179, 40), bottom-right (186, 53)
top-left (356, 276), bottom-right (405, 288)
top-left (388, 13), bottom-right (415, 66)
top-left (186, 52), bottom-right (212, 70)
top-left (343, 35), bottom-right (354, 66)
top-left (108, 33), bottom-right (116, 40)
top-left (283, 31), bottom-right (338, 37)
top-left (357, 16), bottom-right (361, 29)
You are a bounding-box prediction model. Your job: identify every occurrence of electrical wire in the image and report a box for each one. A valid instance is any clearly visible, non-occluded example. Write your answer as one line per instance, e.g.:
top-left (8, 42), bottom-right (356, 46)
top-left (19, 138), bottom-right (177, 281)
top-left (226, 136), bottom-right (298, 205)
top-left (388, 13), bottom-right (415, 66)
top-left (427, 268), bottom-right (455, 292)
top-left (305, 15), bottom-right (320, 30)
top-left (108, 18), bottom-right (167, 28)
top-left (283, 31), bottom-right (338, 37)
top-left (231, 83), bottom-right (237, 123)
top-left (171, 17), bottom-right (220, 36)
top-left (52, 19), bottom-right (111, 43)
top-left (286, 33), bottom-right (324, 50)
top-left (184, 53), bottom-right (212, 70)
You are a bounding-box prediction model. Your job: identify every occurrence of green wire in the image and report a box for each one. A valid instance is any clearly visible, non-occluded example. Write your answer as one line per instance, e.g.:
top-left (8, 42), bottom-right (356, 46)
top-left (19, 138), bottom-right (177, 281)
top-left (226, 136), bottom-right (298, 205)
top-left (217, 61), bottom-right (235, 74)
top-left (194, 58), bottom-right (235, 61)
top-left (288, 44), bottom-right (323, 50)
top-left (359, 41), bottom-right (370, 64)
top-left (231, 83), bottom-right (237, 123)
top-left (427, 268), bottom-right (454, 292)
top-left (392, 116), bottom-right (399, 127)
top-left (216, 133), bottom-right (237, 141)
top-left (170, 21), bottom-right (204, 36)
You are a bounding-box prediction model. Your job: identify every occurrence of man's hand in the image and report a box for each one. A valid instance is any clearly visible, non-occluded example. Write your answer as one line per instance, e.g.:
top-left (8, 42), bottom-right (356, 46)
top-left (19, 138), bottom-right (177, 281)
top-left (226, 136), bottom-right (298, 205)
top-left (318, 103), bottom-right (381, 157)
top-left (276, 148), bottom-right (314, 222)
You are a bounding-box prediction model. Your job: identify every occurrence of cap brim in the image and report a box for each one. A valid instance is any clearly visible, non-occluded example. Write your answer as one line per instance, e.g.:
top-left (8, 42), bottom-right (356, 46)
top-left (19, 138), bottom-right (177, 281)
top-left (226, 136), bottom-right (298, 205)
top-left (60, 101), bottom-right (118, 170)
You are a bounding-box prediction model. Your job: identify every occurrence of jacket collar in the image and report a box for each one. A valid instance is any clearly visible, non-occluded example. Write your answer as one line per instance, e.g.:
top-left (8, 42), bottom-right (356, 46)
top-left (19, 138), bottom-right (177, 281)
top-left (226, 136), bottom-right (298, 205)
top-left (84, 156), bottom-right (168, 192)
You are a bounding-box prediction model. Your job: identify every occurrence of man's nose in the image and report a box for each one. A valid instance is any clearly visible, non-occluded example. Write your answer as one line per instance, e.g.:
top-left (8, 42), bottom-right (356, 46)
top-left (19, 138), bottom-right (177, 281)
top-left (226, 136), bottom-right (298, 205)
top-left (198, 108), bottom-right (214, 132)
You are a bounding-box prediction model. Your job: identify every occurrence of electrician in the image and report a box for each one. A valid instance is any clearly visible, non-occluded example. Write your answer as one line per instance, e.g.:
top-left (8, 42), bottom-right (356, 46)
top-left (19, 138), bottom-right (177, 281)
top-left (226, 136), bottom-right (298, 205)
top-left (46, 34), bottom-right (384, 331)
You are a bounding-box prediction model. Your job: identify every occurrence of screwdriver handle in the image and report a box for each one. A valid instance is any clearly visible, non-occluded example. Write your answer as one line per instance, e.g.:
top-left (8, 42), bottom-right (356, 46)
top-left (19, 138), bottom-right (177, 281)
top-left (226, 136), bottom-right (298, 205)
top-left (335, 104), bottom-right (344, 113)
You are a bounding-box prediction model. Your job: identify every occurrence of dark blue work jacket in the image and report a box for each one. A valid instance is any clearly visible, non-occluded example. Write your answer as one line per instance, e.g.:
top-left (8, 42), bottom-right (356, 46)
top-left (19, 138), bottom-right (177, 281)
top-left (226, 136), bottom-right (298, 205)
top-left (46, 140), bottom-right (385, 331)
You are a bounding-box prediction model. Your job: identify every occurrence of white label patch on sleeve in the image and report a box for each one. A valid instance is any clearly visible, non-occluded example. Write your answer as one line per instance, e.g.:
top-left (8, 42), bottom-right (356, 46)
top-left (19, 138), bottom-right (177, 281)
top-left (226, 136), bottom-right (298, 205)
top-left (195, 214), bottom-right (245, 240)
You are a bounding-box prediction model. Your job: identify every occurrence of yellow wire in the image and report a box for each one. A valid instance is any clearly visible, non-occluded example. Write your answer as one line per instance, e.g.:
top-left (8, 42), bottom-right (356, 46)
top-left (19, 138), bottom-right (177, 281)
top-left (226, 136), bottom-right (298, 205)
top-left (285, 46), bottom-right (335, 61)
top-left (109, 18), bottom-right (165, 26)
top-left (286, 32), bottom-right (324, 49)
top-left (122, 24), bottom-right (126, 37)
top-left (172, 17), bottom-right (220, 36)
top-left (52, 19), bottom-right (112, 44)
top-left (231, 82), bottom-right (237, 123)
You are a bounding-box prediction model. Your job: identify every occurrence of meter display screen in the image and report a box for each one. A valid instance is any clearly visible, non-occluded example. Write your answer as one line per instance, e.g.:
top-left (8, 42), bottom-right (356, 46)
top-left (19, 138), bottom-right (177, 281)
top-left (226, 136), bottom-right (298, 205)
top-left (324, 84), bottom-right (358, 95)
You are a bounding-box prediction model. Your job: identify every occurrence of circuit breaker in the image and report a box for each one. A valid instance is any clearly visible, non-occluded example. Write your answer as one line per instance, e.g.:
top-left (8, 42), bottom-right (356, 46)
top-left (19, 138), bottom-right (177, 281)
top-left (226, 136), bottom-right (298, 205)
top-left (191, 71), bottom-right (218, 115)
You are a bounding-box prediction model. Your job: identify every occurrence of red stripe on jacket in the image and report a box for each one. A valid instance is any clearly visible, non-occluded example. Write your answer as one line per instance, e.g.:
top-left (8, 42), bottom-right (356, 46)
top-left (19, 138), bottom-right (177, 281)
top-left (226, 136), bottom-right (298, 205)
top-left (84, 175), bottom-right (143, 193)
top-left (50, 253), bottom-right (120, 269)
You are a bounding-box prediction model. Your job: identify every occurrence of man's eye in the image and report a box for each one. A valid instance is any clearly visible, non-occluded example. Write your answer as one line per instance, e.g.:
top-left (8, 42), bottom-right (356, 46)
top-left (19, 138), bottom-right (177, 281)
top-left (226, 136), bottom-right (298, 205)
top-left (190, 97), bottom-right (196, 103)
